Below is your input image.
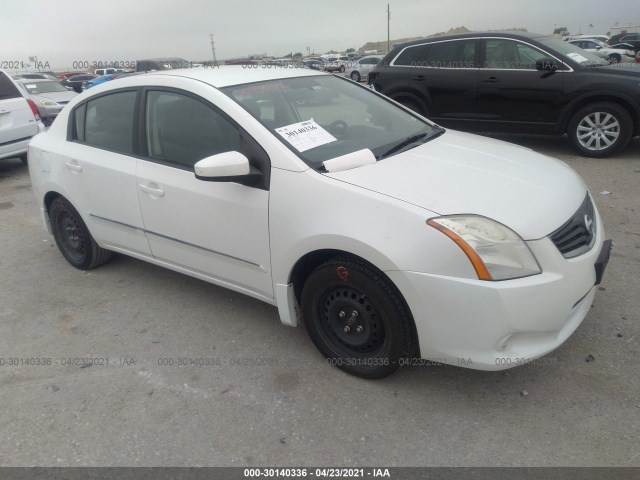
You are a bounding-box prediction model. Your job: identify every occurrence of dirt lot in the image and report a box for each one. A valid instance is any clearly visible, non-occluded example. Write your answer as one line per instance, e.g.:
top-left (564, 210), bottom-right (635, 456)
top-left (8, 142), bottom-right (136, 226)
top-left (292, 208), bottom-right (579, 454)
top-left (0, 135), bottom-right (638, 467)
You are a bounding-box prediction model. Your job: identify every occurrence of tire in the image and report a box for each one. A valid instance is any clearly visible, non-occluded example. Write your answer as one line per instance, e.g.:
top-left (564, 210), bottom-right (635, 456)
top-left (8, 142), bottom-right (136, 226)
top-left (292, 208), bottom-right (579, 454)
top-left (567, 102), bottom-right (632, 158)
top-left (608, 54), bottom-right (621, 63)
top-left (301, 258), bottom-right (417, 379)
top-left (339, 65), bottom-right (345, 73)
top-left (350, 71), bottom-right (361, 82)
top-left (19, 153), bottom-right (28, 165)
top-left (49, 197), bottom-right (112, 270)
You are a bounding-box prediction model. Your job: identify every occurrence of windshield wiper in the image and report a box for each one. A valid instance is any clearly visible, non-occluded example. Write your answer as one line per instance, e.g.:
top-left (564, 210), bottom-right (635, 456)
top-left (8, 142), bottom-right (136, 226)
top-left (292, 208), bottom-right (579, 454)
top-left (377, 128), bottom-right (444, 160)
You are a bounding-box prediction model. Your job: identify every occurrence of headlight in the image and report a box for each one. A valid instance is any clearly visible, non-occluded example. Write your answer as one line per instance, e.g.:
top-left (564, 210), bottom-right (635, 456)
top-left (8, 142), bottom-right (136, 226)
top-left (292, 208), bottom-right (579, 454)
top-left (39, 98), bottom-right (58, 107)
top-left (428, 215), bottom-right (541, 281)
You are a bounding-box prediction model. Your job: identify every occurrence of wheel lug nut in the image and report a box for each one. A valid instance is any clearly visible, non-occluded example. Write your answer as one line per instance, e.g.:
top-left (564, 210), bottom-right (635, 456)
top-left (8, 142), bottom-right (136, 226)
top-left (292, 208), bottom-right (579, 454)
top-left (352, 310), bottom-right (358, 318)
top-left (338, 311), bottom-right (345, 319)
top-left (343, 326), bottom-right (351, 333)
top-left (356, 326), bottom-right (364, 333)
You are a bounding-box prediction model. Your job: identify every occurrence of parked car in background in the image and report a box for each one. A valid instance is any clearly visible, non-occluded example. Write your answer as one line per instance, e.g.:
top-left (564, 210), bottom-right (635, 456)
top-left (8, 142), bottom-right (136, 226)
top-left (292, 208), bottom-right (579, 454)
top-left (564, 34), bottom-right (610, 43)
top-left (13, 72), bottom-right (59, 81)
top-left (82, 73), bottom-right (116, 90)
top-left (636, 51), bottom-right (640, 63)
top-left (302, 59), bottom-right (325, 70)
top-left (59, 74), bottom-right (97, 93)
top-left (567, 39), bottom-right (635, 62)
top-left (16, 79), bottom-right (78, 126)
top-left (94, 68), bottom-right (118, 76)
top-left (324, 56), bottom-right (350, 73)
top-left (369, 31), bottom-right (640, 157)
top-left (344, 55), bottom-right (383, 82)
top-left (57, 71), bottom-right (89, 81)
top-left (27, 67), bottom-right (610, 378)
top-left (0, 69), bottom-right (44, 162)
top-left (608, 33), bottom-right (640, 52)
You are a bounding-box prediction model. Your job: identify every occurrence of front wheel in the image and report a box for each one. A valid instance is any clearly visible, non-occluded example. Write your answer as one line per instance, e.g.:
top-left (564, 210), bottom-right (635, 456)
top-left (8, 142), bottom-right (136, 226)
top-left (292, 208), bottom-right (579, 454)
top-left (49, 197), bottom-right (112, 270)
top-left (350, 71), bottom-right (361, 82)
top-left (339, 65), bottom-right (345, 73)
top-left (301, 258), bottom-right (416, 379)
top-left (567, 102), bottom-right (632, 158)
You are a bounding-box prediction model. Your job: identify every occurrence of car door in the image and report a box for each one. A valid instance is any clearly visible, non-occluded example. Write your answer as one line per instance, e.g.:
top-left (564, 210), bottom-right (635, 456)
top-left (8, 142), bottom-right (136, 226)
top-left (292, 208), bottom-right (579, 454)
top-left (62, 89), bottom-right (151, 256)
top-left (405, 39), bottom-right (480, 121)
top-left (136, 88), bottom-right (273, 299)
top-left (476, 38), bottom-right (566, 128)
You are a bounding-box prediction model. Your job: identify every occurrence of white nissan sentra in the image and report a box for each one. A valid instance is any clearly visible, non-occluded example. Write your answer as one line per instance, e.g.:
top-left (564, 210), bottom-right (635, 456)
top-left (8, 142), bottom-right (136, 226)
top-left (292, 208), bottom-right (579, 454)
top-left (27, 67), bottom-right (611, 378)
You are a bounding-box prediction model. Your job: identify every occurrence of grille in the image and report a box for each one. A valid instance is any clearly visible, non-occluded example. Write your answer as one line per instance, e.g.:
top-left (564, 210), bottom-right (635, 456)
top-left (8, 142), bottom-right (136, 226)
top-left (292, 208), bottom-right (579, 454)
top-left (549, 194), bottom-right (596, 258)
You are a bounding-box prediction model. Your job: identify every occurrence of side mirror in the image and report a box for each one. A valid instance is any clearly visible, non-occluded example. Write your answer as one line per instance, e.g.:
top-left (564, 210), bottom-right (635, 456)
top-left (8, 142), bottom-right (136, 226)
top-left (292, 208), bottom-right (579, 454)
top-left (595, 45), bottom-right (602, 50)
top-left (536, 57), bottom-right (559, 71)
top-left (194, 151), bottom-right (263, 186)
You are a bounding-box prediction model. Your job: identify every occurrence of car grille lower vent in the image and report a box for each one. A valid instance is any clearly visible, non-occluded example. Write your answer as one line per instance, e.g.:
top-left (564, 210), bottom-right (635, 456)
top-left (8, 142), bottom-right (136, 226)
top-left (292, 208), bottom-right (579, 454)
top-left (549, 194), bottom-right (596, 258)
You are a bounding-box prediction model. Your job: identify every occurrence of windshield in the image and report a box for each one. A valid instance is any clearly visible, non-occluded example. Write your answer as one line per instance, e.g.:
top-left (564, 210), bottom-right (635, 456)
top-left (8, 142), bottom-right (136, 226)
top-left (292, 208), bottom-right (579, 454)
top-left (223, 75), bottom-right (441, 169)
top-left (22, 81), bottom-right (69, 94)
top-left (538, 36), bottom-right (607, 66)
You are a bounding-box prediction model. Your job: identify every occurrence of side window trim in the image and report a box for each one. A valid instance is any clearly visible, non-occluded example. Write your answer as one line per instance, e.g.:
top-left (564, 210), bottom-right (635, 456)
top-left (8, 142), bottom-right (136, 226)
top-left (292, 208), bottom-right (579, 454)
top-left (137, 86), bottom-right (271, 190)
top-left (479, 37), bottom-right (572, 72)
top-left (390, 38), bottom-right (480, 70)
top-left (67, 87), bottom-right (140, 154)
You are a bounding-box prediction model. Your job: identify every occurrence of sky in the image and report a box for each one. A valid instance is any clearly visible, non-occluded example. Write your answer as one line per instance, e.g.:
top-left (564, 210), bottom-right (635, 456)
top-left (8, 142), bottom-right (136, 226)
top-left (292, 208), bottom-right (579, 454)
top-left (2, 0), bottom-right (639, 70)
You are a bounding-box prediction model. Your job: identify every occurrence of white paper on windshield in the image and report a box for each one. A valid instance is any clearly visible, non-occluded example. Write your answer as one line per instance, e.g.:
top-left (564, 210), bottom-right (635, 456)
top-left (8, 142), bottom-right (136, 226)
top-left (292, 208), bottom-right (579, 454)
top-left (25, 84), bottom-right (37, 88)
top-left (275, 119), bottom-right (337, 152)
top-left (566, 52), bottom-right (589, 63)
top-left (323, 148), bottom-right (377, 173)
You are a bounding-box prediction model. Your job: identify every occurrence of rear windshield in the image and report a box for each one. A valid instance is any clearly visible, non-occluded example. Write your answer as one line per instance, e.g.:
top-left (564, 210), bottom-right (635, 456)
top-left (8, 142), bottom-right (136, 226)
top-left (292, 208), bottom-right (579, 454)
top-left (21, 81), bottom-right (69, 94)
top-left (0, 72), bottom-right (21, 100)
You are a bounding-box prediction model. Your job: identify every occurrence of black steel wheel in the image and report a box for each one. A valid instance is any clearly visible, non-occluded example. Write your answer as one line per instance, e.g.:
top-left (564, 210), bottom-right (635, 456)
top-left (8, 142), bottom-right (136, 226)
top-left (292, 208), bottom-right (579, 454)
top-left (301, 258), bottom-right (417, 379)
top-left (49, 196), bottom-right (112, 270)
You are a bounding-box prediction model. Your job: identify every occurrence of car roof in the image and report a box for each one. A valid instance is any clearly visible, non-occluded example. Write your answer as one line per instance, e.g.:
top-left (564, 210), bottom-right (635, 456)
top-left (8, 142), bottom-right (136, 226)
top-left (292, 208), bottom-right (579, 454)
top-left (17, 78), bottom-right (57, 83)
top-left (391, 31), bottom-right (548, 49)
top-left (140, 65), bottom-right (327, 88)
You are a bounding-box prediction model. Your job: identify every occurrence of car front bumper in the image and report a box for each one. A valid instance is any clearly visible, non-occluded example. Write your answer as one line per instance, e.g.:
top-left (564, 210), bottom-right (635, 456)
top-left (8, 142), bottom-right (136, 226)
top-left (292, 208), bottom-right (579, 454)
top-left (387, 218), bottom-right (610, 370)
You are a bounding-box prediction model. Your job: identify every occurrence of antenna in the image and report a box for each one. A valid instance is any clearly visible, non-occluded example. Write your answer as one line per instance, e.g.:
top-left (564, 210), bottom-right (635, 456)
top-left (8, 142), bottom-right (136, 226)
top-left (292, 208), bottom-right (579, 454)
top-left (209, 33), bottom-right (217, 65)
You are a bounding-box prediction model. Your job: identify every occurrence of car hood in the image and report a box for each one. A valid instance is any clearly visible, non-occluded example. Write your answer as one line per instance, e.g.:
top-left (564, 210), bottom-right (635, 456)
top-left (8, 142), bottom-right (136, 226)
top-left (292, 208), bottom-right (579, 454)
top-left (324, 131), bottom-right (587, 240)
top-left (40, 91), bottom-right (78, 103)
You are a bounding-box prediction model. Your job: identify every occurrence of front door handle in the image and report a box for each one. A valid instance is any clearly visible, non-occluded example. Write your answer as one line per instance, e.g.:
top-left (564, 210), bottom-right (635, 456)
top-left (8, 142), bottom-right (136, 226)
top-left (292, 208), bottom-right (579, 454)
top-left (64, 160), bottom-right (82, 172)
top-left (483, 77), bottom-right (500, 83)
top-left (412, 75), bottom-right (426, 81)
top-left (139, 184), bottom-right (165, 197)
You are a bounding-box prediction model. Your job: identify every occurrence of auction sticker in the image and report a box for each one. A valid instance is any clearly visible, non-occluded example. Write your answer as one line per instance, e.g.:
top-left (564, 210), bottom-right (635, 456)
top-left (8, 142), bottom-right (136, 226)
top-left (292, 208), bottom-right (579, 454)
top-left (275, 119), bottom-right (337, 152)
top-left (566, 52), bottom-right (589, 63)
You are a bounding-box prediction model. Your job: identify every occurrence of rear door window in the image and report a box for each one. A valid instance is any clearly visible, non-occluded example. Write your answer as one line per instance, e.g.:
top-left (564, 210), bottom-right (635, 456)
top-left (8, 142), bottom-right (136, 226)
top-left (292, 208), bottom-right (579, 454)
top-left (0, 72), bottom-right (21, 100)
top-left (423, 40), bottom-right (477, 68)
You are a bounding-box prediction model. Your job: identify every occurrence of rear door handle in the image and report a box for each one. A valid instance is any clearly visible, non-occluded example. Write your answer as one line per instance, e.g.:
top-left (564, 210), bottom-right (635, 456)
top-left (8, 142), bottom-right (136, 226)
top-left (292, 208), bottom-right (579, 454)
top-left (483, 77), bottom-right (500, 83)
top-left (412, 75), bottom-right (426, 81)
top-left (64, 160), bottom-right (82, 172)
top-left (139, 184), bottom-right (165, 197)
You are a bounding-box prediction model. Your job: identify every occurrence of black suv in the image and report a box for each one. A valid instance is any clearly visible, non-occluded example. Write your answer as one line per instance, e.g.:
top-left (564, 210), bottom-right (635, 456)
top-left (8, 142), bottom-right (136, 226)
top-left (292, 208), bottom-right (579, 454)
top-left (368, 32), bottom-right (640, 157)
top-left (608, 33), bottom-right (640, 52)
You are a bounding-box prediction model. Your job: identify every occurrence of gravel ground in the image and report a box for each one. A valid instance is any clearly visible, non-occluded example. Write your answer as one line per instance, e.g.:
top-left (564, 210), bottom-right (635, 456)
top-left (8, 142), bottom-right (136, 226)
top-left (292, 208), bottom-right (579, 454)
top-left (0, 134), bottom-right (638, 467)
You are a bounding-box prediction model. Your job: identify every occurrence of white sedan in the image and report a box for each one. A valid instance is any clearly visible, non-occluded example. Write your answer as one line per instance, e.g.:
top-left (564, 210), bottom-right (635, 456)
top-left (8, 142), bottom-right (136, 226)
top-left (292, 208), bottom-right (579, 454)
top-left (568, 39), bottom-right (635, 62)
top-left (27, 67), bottom-right (611, 378)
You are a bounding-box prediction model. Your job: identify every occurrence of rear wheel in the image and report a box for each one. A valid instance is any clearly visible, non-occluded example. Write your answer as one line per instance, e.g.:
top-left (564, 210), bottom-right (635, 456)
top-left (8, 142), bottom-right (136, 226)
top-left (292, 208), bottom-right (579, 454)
top-left (49, 197), bottom-right (112, 270)
top-left (339, 65), bottom-right (345, 73)
top-left (301, 258), bottom-right (416, 379)
top-left (567, 102), bottom-right (632, 158)
top-left (350, 71), bottom-right (361, 82)
top-left (608, 54), bottom-right (621, 63)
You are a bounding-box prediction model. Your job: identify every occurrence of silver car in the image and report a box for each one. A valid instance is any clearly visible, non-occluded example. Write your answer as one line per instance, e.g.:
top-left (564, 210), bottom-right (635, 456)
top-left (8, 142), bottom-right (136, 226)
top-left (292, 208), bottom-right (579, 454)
top-left (568, 39), bottom-right (635, 63)
top-left (344, 55), bottom-right (383, 82)
top-left (17, 79), bottom-right (78, 125)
